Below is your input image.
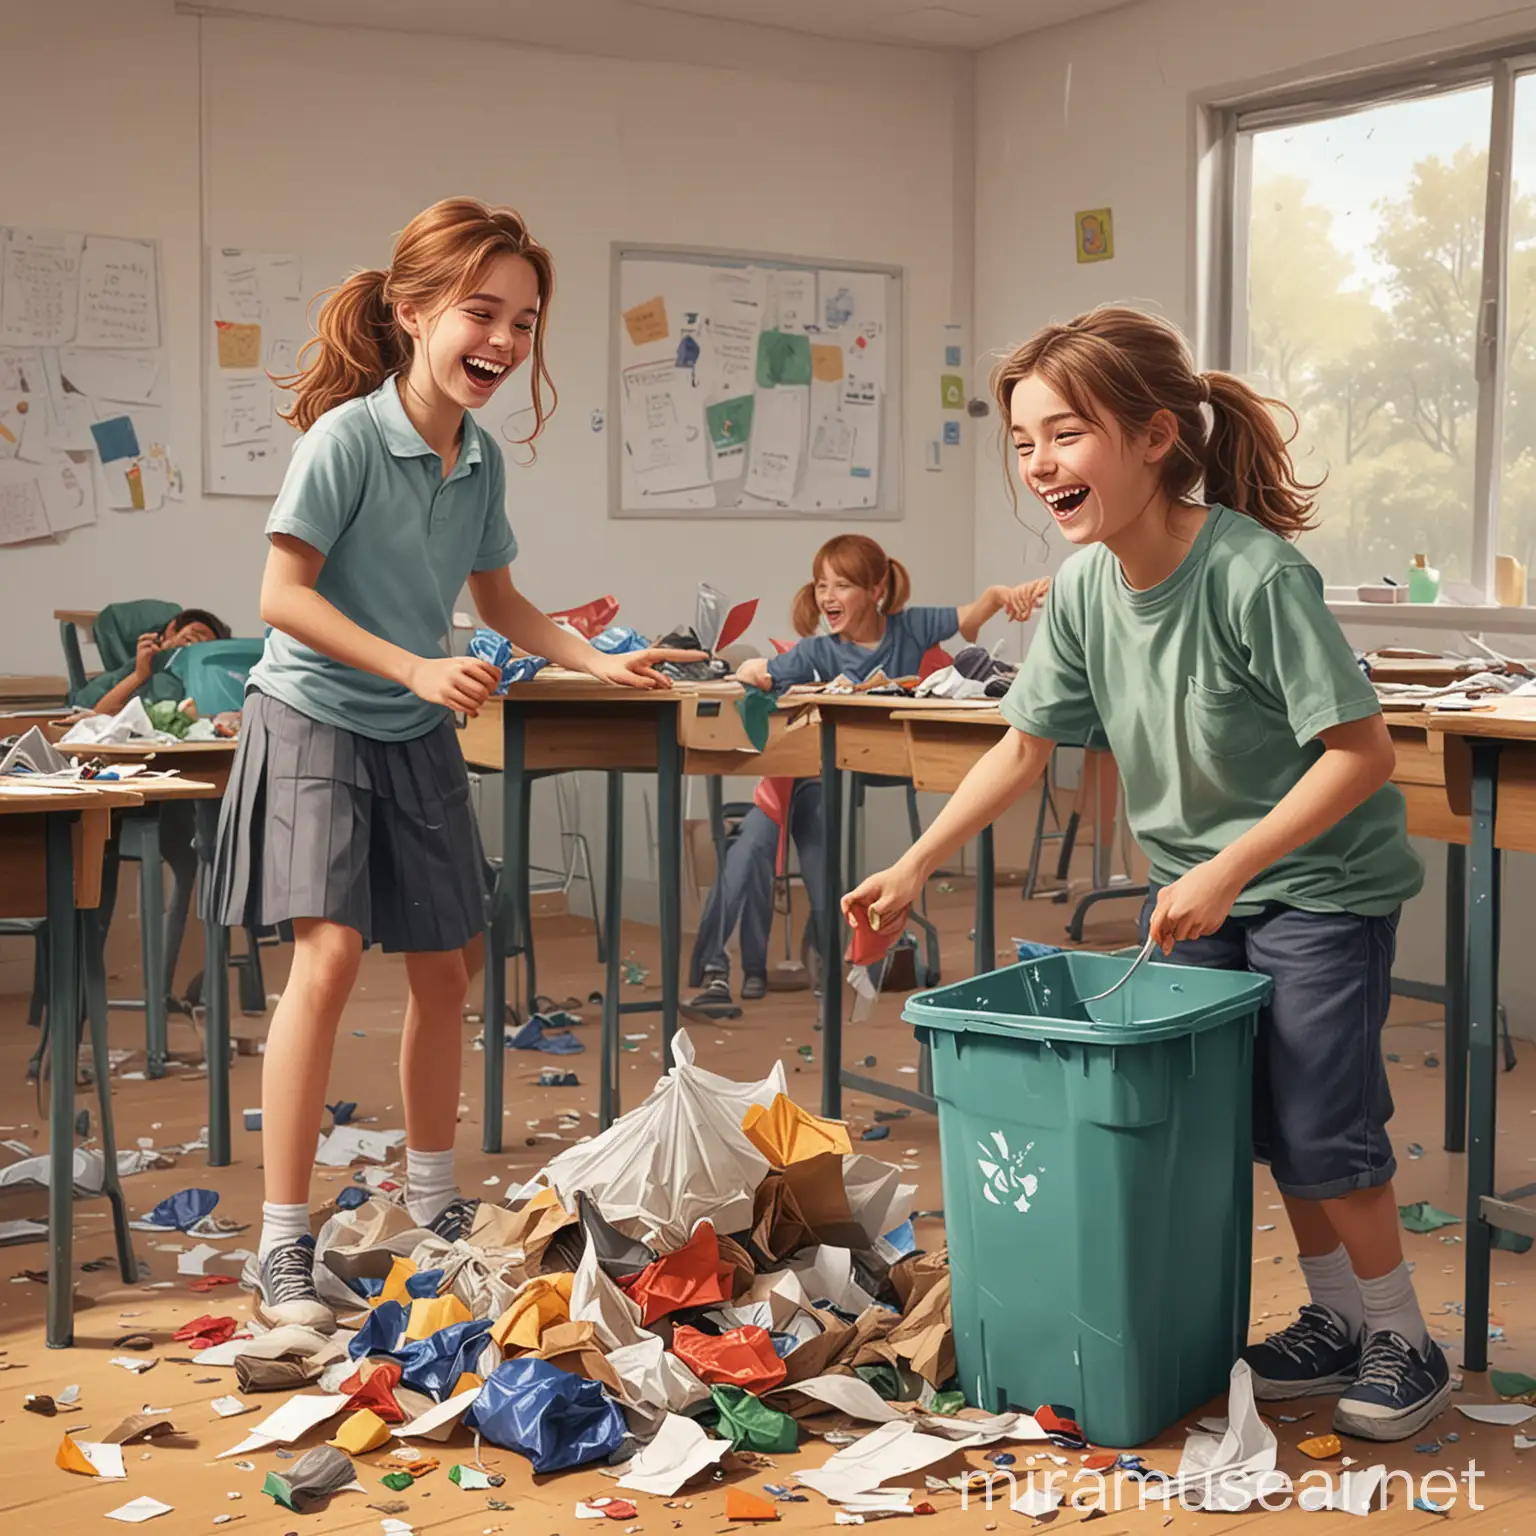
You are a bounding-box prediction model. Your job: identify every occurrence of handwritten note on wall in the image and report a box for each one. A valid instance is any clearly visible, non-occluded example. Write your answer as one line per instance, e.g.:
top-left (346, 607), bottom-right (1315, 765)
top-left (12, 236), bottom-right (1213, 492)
top-left (0, 225), bottom-right (175, 545)
top-left (205, 249), bottom-right (304, 497)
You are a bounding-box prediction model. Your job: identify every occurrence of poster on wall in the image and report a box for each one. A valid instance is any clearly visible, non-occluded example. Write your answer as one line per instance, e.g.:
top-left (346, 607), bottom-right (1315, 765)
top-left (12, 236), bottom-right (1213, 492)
top-left (0, 227), bottom-right (178, 546)
top-left (614, 249), bottom-right (897, 519)
top-left (205, 248), bottom-right (306, 497)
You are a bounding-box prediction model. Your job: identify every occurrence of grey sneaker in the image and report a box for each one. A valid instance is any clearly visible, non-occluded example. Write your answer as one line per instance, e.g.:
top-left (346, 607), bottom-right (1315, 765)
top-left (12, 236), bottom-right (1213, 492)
top-left (740, 975), bottom-right (768, 1001)
top-left (687, 975), bottom-right (740, 1017)
top-left (425, 1196), bottom-right (480, 1244)
top-left (253, 1235), bottom-right (335, 1333)
top-left (1333, 1330), bottom-right (1452, 1442)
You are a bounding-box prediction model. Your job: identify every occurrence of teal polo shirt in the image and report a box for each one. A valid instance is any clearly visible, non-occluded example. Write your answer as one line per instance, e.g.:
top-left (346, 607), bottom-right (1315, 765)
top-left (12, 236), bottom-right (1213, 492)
top-left (248, 376), bottom-right (516, 741)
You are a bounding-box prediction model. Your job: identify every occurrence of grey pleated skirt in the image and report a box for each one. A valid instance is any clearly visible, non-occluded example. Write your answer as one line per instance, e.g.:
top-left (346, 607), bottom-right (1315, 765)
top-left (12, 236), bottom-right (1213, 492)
top-left (207, 690), bottom-right (486, 953)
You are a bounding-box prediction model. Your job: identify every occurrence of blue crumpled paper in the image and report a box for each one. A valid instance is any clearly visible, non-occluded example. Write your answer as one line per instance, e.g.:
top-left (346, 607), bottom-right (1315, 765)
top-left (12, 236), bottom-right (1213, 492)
top-left (468, 629), bottom-right (550, 694)
top-left (347, 1302), bottom-right (494, 1401)
top-left (591, 625), bottom-right (648, 655)
top-left (509, 1015), bottom-right (585, 1054)
top-left (467, 1358), bottom-right (627, 1473)
top-left (335, 1186), bottom-right (371, 1211)
top-left (140, 1188), bottom-right (220, 1231)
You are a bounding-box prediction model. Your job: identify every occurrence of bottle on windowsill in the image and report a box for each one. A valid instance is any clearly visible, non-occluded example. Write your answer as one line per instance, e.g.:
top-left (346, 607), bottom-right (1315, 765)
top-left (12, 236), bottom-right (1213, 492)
top-left (1407, 553), bottom-right (1441, 604)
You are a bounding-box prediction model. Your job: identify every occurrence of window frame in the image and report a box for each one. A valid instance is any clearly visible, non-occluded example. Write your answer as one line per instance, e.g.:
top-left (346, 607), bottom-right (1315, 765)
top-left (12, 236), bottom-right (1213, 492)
top-left (1205, 43), bottom-right (1536, 604)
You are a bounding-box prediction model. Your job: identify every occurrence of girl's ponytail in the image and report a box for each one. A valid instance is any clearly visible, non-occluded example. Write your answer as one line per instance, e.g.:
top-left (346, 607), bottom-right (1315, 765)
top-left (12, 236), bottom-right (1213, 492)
top-left (791, 581), bottom-right (821, 637)
top-left (1200, 371), bottom-right (1318, 538)
top-left (883, 557), bottom-right (912, 615)
top-left (279, 268), bottom-right (405, 432)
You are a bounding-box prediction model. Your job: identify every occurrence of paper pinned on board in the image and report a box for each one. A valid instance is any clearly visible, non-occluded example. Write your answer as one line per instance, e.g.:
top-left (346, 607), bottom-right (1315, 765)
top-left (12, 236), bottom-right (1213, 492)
top-left (77, 236), bottom-right (161, 349)
top-left (742, 386), bottom-right (806, 505)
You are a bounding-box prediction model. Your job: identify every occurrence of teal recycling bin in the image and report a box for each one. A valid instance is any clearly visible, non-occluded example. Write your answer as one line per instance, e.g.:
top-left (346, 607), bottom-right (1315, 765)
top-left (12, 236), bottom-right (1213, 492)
top-left (905, 949), bottom-right (1271, 1447)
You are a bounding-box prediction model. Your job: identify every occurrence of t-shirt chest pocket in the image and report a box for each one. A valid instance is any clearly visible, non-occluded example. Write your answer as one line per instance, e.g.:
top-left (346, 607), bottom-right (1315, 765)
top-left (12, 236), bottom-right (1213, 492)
top-left (1185, 677), bottom-right (1265, 758)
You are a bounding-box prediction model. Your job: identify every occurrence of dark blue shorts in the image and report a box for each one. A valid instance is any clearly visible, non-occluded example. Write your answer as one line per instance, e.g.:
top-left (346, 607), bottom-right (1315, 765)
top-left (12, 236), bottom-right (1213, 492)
top-left (1138, 891), bottom-right (1400, 1201)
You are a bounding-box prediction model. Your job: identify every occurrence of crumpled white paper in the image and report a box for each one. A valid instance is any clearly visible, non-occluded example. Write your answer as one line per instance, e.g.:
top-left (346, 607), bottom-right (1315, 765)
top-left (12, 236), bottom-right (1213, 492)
top-left (570, 1239), bottom-right (649, 1351)
top-left (796, 1420), bottom-right (971, 1502)
top-left (1163, 1361), bottom-right (1288, 1510)
top-left (538, 1029), bottom-right (785, 1248)
top-left (604, 1335), bottom-right (711, 1415)
top-left (616, 1412), bottom-right (729, 1495)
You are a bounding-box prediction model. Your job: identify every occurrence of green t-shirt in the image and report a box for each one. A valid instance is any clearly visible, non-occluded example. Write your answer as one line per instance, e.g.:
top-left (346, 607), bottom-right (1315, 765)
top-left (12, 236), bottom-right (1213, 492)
top-left (999, 505), bottom-right (1423, 916)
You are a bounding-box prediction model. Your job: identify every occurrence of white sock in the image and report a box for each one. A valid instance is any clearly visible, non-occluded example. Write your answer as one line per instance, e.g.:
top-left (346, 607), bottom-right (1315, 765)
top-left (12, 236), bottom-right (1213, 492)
top-left (1299, 1245), bottom-right (1365, 1339)
top-left (1358, 1261), bottom-right (1432, 1353)
top-left (258, 1201), bottom-right (311, 1259)
top-left (406, 1147), bottom-right (459, 1227)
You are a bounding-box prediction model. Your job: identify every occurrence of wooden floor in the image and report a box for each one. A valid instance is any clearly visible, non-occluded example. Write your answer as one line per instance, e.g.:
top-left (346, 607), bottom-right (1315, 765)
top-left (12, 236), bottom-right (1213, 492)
top-left (0, 872), bottom-right (1531, 1532)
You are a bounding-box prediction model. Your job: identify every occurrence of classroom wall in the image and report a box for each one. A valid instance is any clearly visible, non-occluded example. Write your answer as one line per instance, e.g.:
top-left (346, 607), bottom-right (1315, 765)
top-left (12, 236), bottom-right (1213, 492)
top-left (971, 0), bottom-right (1536, 1036)
top-left (2, 0), bottom-right (984, 976)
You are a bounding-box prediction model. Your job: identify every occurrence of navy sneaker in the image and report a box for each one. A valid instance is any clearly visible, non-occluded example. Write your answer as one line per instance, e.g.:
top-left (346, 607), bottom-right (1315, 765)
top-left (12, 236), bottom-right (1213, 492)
top-left (1242, 1304), bottom-right (1362, 1400)
top-left (1333, 1330), bottom-right (1451, 1442)
top-left (253, 1235), bottom-right (334, 1333)
top-left (425, 1196), bottom-right (481, 1244)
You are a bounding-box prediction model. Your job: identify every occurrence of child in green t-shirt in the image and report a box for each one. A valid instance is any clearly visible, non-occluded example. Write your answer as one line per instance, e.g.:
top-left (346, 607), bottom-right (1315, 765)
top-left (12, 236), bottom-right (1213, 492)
top-left (846, 306), bottom-right (1447, 1445)
top-left (70, 607), bottom-right (231, 717)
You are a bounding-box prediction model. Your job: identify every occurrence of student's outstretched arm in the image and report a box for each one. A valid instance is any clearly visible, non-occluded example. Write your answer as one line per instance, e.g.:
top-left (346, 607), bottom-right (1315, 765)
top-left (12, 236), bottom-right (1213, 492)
top-left (956, 580), bottom-right (1050, 641)
top-left (841, 727), bottom-right (1054, 924)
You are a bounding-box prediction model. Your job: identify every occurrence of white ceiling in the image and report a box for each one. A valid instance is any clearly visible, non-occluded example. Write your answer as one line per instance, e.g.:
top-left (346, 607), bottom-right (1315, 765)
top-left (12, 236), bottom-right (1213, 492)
top-left (183, 0), bottom-right (1134, 53)
top-left (624, 0), bottom-right (1131, 49)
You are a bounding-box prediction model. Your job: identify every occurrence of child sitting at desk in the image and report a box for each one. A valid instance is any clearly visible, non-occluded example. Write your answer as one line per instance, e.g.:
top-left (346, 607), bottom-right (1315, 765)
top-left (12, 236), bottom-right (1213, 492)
top-left (70, 607), bottom-right (231, 1007)
top-left (687, 533), bottom-right (1047, 1013)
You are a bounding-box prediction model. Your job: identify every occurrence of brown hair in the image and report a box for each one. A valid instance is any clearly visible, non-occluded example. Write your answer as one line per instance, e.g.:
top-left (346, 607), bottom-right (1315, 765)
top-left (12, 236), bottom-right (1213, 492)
top-left (791, 533), bottom-right (912, 637)
top-left (277, 197), bottom-right (557, 442)
top-left (990, 305), bottom-right (1319, 539)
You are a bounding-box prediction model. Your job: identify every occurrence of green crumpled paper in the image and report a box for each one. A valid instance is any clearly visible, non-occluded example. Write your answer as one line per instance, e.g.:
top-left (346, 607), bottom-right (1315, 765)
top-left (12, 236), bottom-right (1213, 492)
top-left (144, 698), bottom-right (192, 739)
top-left (380, 1471), bottom-right (416, 1492)
top-left (928, 1390), bottom-right (967, 1416)
top-left (1399, 1202), bottom-right (1461, 1233)
top-left (1491, 1370), bottom-right (1536, 1402)
top-left (735, 688), bottom-right (775, 753)
top-left (708, 1385), bottom-right (798, 1454)
top-left (854, 1362), bottom-right (924, 1403)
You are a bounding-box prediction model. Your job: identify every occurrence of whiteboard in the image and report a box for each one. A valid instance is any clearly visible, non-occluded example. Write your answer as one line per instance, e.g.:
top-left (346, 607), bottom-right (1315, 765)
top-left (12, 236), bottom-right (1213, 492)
top-left (0, 226), bottom-right (175, 545)
top-left (611, 244), bottom-right (901, 521)
top-left (204, 248), bottom-right (305, 497)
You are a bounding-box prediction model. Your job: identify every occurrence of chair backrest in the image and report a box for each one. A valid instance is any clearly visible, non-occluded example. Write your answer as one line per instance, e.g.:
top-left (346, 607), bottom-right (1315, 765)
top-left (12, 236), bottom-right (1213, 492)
top-left (167, 638), bottom-right (265, 714)
top-left (91, 599), bottom-right (182, 671)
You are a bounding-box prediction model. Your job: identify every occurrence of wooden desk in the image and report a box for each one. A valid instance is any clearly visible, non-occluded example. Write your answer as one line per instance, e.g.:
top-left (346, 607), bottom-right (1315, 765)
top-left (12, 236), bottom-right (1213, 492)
top-left (1425, 702), bottom-right (1536, 1372)
top-left (0, 783), bottom-right (144, 1348)
top-left (0, 676), bottom-right (70, 709)
top-left (37, 736), bottom-right (240, 1161)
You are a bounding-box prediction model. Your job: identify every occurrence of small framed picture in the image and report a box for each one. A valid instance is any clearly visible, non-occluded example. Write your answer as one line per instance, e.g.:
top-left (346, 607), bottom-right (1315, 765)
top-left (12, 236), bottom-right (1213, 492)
top-left (1075, 208), bottom-right (1114, 264)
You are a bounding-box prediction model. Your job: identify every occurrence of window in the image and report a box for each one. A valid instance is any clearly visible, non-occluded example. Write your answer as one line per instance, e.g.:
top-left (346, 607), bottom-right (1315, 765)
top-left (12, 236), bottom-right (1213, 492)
top-left (1220, 53), bottom-right (1536, 601)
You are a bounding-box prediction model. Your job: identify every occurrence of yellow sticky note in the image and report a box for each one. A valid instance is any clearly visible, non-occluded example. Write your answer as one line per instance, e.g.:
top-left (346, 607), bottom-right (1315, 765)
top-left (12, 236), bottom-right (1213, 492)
top-left (217, 321), bottom-right (262, 369)
top-left (623, 296), bottom-right (669, 347)
top-left (328, 1408), bottom-right (392, 1455)
top-left (406, 1294), bottom-right (472, 1342)
top-left (377, 1255), bottom-right (418, 1308)
top-left (811, 344), bottom-right (844, 384)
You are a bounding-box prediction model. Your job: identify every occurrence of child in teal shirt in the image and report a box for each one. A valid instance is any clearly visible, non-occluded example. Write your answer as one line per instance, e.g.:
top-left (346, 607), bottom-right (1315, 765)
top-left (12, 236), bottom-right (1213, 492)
top-left (847, 307), bottom-right (1446, 1444)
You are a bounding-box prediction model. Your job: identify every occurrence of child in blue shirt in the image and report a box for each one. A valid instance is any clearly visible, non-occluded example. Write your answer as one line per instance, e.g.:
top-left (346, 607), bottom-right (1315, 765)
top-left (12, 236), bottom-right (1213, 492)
top-left (689, 533), bottom-right (1047, 1011)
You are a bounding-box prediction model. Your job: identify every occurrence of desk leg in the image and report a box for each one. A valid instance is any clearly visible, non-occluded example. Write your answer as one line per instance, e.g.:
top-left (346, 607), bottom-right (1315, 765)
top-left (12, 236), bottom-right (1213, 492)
top-left (1463, 741), bottom-right (1501, 1374)
top-left (656, 713), bottom-right (682, 1069)
top-left (197, 801), bottom-right (231, 1168)
top-left (602, 772), bottom-right (623, 1130)
top-left (82, 909), bottom-right (136, 1284)
top-left (707, 777), bottom-right (726, 872)
top-left (518, 771), bottom-right (536, 1019)
top-left (974, 825), bottom-right (996, 976)
top-left (137, 812), bottom-right (168, 1079)
top-left (1444, 842), bottom-right (1469, 1154)
top-left (820, 717), bottom-right (843, 1120)
top-left (483, 709), bottom-right (525, 1156)
top-left (45, 814), bottom-right (79, 1349)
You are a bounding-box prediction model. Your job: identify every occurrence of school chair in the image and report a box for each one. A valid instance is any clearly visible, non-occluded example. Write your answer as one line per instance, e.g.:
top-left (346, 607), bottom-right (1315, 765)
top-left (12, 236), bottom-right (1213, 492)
top-left (56, 601), bottom-right (181, 699)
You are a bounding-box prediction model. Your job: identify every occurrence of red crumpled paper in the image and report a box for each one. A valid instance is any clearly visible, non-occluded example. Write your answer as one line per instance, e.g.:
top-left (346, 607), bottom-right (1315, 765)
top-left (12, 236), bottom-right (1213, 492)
top-left (172, 1315), bottom-right (239, 1350)
top-left (845, 900), bottom-right (908, 967)
top-left (549, 595), bottom-right (619, 639)
top-left (670, 1324), bottom-right (786, 1393)
top-left (339, 1358), bottom-right (405, 1425)
top-left (615, 1221), bottom-right (732, 1326)
top-left (187, 1275), bottom-right (238, 1292)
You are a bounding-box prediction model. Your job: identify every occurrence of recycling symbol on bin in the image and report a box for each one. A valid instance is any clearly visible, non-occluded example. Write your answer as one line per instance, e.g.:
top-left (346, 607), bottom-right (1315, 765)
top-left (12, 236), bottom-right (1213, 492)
top-left (976, 1131), bottom-right (1041, 1213)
